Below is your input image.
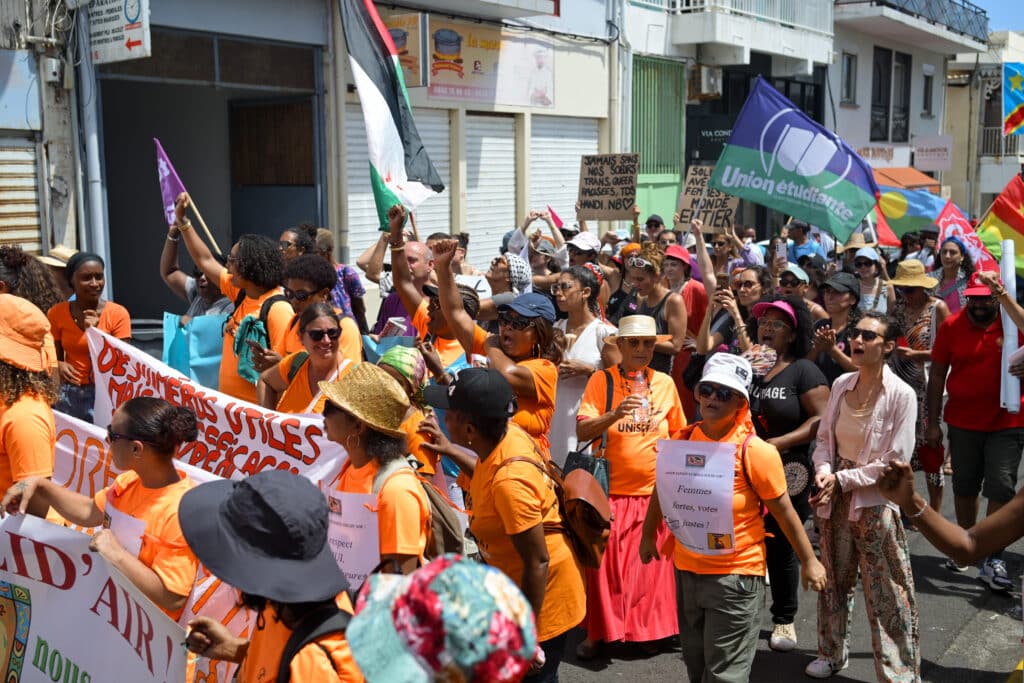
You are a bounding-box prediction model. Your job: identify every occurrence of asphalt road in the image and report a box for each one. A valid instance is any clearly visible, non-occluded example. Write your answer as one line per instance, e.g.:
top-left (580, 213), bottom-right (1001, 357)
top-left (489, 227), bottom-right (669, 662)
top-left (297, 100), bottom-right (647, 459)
top-left (560, 469), bottom-right (1024, 682)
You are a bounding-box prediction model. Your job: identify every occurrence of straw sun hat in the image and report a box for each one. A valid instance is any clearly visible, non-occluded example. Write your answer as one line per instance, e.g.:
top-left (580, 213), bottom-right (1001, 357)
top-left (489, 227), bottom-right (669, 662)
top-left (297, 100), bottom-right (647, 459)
top-left (319, 362), bottom-right (409, 438)
top-left (605, 315), bottom-right (672, 345)
top-left (836, 232), bottom-right (877, 253)
top-left (888, 259), bottom-right (938, 289)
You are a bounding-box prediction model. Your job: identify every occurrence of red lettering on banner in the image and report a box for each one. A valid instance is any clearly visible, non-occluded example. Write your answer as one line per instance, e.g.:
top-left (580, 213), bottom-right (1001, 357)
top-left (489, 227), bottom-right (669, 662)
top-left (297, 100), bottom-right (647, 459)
top-left (95, 339), bottom-right (130, 377)
top-left (0, 532), bottom-right (78, 590)
top-left (89, 578), bottom-right (156, 676)
top-left (303, 424), bottom-right (323, 463)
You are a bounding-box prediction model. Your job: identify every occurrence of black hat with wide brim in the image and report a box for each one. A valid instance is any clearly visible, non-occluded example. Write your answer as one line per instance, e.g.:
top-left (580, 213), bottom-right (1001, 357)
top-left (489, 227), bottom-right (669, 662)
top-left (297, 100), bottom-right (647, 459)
top-left (179, 472), bottom-right (347, 603)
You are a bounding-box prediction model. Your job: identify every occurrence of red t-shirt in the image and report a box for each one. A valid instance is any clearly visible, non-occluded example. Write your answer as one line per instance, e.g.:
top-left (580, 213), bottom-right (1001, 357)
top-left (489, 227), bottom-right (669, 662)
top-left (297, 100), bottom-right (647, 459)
top-left (932, 309), bottom-right (1024, 431)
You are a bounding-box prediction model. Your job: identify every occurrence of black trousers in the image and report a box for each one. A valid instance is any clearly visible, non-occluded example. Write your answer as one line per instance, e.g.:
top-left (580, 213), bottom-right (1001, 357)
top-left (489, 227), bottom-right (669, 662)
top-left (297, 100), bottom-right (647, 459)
top-left (764, 491), bottom-right (811, 625)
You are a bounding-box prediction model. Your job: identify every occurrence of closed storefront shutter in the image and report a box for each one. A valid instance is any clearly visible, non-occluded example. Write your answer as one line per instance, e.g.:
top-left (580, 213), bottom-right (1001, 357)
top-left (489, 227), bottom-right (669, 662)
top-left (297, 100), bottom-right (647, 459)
top-left (528, 116), bottom-right (599, 226)
top-left (465, 113), bottom-right (515, 268)
top-left (0, 140), bottom-right (41, 252)
top-left (344, 104), bottom-right (450, 263)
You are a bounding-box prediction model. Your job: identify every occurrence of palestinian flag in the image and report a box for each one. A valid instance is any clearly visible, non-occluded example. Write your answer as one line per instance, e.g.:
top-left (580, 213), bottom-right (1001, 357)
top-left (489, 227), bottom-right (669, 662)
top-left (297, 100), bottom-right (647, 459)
top-left (340, 0), bottom-right (444, 229)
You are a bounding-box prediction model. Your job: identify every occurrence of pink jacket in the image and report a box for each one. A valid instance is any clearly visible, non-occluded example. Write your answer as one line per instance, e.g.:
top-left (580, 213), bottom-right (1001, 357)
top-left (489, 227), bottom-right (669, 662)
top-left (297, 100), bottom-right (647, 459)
top-left (812, 365), bottom-right (917, 521)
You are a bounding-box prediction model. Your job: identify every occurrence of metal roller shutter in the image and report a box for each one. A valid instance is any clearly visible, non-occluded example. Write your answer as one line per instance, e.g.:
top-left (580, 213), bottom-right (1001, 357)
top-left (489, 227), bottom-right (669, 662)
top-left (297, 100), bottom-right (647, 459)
top-left (0, 140), bottom-right (42, 252)
top-left (528, 116), bottom-right (599, 226)
top-left (344, 105), bottom-right (450, 263)
top-left (465, 114), bottom-right (515, 268)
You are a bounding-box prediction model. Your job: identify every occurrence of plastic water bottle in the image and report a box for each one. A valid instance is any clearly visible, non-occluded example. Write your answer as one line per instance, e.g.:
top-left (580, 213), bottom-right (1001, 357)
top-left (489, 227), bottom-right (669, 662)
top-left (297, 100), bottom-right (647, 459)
top-left (629, 370), bottom-right (650, 422)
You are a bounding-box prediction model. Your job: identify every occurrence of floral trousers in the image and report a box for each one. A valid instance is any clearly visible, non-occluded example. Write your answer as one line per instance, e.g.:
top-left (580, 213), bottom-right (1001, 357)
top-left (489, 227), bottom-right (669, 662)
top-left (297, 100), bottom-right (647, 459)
top-left (817, 485), bottom-right (920, 683)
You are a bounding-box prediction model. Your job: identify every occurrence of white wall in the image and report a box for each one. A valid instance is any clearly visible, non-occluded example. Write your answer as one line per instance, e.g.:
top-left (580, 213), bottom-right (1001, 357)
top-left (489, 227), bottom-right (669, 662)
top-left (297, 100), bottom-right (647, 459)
top-left (518, 0), bottom-right (609, 40)
top-left (151, 0), bottom-right (328, 45)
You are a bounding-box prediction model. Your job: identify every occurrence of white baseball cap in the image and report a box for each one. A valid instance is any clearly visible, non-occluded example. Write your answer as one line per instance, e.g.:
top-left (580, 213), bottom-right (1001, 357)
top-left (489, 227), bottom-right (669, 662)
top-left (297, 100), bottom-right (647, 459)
top-left (700, 353), bottom-right (753, 401)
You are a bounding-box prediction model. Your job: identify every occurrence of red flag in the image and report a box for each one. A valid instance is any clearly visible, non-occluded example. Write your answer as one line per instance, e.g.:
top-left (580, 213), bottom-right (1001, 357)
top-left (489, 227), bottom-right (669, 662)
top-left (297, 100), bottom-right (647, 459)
top-left (546, 205), bottom-right (564, 229)
top-left (872, 205), bottom-right (900, 247)
top-left (937, 200), bottom-right (999, 272)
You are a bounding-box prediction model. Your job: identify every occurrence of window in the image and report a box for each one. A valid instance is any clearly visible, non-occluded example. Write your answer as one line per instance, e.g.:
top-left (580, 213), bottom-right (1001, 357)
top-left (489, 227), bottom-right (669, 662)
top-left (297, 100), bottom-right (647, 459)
top-left (841, 52), bottom-right (857, 104)
top-left (922, 74), bottom-right (934, 116)
top-left (870, 47), bottom-right (911, 142)
top-left (891, 52), bottom-right (911, 142)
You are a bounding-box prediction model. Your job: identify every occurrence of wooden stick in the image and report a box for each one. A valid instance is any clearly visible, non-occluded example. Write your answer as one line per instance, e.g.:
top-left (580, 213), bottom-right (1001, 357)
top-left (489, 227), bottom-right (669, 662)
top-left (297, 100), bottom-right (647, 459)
top-left (188, 198), bottom-right (222, 256)
top-left (408, 210), bottom-right (420, 242)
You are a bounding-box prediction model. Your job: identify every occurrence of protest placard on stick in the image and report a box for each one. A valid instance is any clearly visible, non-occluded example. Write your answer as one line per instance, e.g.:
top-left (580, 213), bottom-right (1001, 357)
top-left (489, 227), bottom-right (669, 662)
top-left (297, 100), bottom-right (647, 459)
top-left (675, 165), bottom-right (739, 233)
top-left (577, 153), bottom-right (639, 220)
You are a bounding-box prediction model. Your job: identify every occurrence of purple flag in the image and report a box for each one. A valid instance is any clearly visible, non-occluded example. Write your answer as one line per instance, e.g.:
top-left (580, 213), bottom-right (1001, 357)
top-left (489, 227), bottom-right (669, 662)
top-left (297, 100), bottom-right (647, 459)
top-left (154, 138), bottom-right (187, 225)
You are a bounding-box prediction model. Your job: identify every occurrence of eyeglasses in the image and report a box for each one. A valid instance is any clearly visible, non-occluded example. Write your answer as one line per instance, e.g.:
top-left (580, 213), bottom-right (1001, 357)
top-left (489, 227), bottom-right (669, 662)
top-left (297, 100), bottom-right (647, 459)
top-left (498, 311), bottom-right (534, 330)
top-left (226, 254), bottom-right (239, 264)
top-left (779, 277), bottom-right (801, 287)
top-left (848, 328), bottom-right (881, 342)
top-left (284, 287), bottom-right (316, 302)
top-left (279, 240), bottom-right (296, 250)
top-left (628, 256), bottom-right (655, 270)
top-left (854, 260), bottom-right (875, 268)
top-left (757, 318), bottom-right (791, 330)
top-left (555, 281), bottom-right (577, 292)
top-left (623, 338), bottom-right (656, 349)
top-left (698, 383), bottom-right (738, 402)
top-left (323, 401), bottom-right (343, 418)
top-left (735, 280), bottom-right (759, 290)
top-left (306, 328), bottom-right (341, 342)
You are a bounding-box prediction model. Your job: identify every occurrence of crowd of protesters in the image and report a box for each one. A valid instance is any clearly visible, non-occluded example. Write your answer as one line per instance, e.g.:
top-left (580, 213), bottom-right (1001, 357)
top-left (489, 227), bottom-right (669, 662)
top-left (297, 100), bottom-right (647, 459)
top-left (1, 186), bottom-right (1023, 683)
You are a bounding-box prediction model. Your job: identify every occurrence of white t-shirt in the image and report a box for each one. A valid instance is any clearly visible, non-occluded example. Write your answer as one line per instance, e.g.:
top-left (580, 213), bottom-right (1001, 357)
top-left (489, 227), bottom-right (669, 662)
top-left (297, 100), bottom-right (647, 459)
top-left (549, 317), bottom-right (616, 468)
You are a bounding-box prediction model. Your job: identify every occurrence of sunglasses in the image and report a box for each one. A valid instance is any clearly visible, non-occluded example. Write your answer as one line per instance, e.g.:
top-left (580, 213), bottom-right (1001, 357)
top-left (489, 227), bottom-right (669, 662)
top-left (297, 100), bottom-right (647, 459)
top-left (284, 287), bottom-right (316, 302)
top-left (779, 277), bottom-right (801, 287)
top-left (555, 281), bottom-right (578, 292)
top-left (323, 400), bottom-right (343, 417)
top-left (306, 328), bottom-right (341, 342)
top-left (279, 240), bottom-right (296, 250)
top-left (735, 280), bottom-right (759, 290)
top-left (757, 318), bottom-right (791, 330)
top-left (698, 383), bottom-right (738, 402)
top-left (854, 260), bottom-right (875, 268)
top-left (628, 256), bottom-right (655, 270)
top-left (848, 328), bottom-right (881, 342)
top-left (623, 337), bottom-right (656, 349)
top-left (106, 426), bottom-right (149, 445)
top-left (712, 241), bottom-right (728, 247)
top-left (498, 311), bottom-right (534, 330)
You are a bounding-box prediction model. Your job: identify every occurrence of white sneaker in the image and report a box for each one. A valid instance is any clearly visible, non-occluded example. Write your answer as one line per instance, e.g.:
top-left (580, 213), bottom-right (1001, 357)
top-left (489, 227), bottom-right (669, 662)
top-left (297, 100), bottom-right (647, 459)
top-left (769, 622), bottom-right (797, 652)
top-left (805, 657), bottom-right (847, 678)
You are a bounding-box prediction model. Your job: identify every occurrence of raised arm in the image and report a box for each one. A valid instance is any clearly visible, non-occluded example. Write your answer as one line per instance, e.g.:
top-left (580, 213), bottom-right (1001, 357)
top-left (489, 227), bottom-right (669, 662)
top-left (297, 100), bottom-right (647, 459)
top-left (432, 239), bottom-right (477, 354)
top-left (357, 233), bottom-right (389, 284)
top-left (174, 193), bottom-right (224, 285)
top-left (386, 205), bottom-right (424, 317)
top-left (160, 224), bottom-right (191, 301)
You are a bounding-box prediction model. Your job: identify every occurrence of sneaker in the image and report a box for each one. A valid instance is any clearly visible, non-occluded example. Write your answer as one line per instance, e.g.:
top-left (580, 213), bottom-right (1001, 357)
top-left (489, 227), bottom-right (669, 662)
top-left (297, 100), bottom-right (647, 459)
top-left (769, 622), bottom-right (797, 652)
top-left (979, 557), bottom-right (1013, 592)
top-left (944, 558), bottom-right (970, 573)
top-left (805, 657), bottom-right (848, 678)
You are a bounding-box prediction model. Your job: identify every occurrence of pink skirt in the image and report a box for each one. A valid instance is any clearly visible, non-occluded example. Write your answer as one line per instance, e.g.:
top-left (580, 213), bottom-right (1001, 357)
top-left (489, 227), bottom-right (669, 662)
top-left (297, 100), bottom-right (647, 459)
top-left (583, 494), bottom-right (679, 643)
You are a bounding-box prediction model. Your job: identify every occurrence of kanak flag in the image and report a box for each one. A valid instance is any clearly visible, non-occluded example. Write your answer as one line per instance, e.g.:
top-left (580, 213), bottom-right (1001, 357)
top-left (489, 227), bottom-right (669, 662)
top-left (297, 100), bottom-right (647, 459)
top-left (977, 174), bottom-right (1024, 273)
top-left (935, 200), bottom-right (998, 273)
top-left (340, 0), bottom-right (445, 230)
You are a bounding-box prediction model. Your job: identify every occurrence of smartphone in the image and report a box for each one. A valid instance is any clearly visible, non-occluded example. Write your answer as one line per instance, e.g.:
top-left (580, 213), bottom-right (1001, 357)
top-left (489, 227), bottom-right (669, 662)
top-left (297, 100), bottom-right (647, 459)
top-left (775, 241), bottom-right (787, 262)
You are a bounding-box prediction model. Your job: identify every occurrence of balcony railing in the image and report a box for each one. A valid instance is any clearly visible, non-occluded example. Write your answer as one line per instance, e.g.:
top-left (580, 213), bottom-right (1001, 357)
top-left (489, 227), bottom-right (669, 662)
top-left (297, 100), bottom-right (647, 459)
top-left (665, 0), bottom-right (834, 37)
top-left (834, 0), bottom-right (988, 44)
top-left (979, 126), bottom-right (1021, 157)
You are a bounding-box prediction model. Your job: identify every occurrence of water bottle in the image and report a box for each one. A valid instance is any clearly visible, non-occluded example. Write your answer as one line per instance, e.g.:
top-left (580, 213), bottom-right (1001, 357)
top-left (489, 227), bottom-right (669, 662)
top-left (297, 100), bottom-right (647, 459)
top-left (629, 370), bottom-right (650, 422)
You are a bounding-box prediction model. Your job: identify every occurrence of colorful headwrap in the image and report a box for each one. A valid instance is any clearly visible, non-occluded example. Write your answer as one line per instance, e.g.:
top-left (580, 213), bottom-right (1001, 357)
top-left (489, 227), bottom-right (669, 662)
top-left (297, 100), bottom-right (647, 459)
top-left (377, 346), bottom-right (427, 407)
top-left (582, 261), bottom-right (604, 286)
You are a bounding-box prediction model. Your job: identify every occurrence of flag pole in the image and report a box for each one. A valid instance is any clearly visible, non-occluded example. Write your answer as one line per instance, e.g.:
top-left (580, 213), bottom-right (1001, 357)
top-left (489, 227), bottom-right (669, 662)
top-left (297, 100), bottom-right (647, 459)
top-left (188, 199), bottom-right (223, 256)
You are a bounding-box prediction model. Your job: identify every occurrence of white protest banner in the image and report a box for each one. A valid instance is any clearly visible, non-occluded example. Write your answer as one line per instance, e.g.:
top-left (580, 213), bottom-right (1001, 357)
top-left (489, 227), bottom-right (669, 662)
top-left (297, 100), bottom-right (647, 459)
top-left (86, 328), bottom-right (346, 485)
top-left (656, 439), bottom-right (737, 555)
top-left (0, 515), bottom-right (186, 682)
top-left (327, 492), bottom-right (380, 589)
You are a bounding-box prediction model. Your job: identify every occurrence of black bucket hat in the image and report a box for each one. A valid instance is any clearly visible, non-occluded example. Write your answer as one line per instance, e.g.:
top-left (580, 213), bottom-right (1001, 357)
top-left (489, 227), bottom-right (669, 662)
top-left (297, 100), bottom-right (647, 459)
top-left (178, 470), bottom-right (347, 603)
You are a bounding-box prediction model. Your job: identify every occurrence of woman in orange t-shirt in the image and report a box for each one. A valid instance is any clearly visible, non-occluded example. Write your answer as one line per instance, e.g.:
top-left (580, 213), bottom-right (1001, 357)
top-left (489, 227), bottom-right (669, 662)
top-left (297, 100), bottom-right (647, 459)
top-left (433, 240), bottom-right (561, 458)
top-left (375, 346), bottom-right (439, 478)
top-left (2, 397), bottom-right (200, 621)
top-left (322, 362), bottom-right (430, 575)
top-left (424, 368), bottom-right (584, 681)
top-left (277, 254), bottom-right (362, 363)
top-left (47, 252), bottom-right (131, 421)
top-left (257, 304), bottom-right (354, 414)
top-left (576, 314), bottom-right (686, 659)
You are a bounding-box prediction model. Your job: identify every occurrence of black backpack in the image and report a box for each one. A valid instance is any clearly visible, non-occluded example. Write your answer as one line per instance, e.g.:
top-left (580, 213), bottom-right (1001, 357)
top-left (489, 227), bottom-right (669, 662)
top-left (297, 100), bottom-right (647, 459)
top-left (275, 606), bottom-right (351, 683)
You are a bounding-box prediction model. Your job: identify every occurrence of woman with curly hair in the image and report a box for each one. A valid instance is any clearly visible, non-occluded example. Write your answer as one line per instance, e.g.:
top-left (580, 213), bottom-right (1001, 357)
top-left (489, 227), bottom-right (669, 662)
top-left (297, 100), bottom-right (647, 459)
top-left (933, 236), bottom-right (974, 315)
top-left (172, 193), bottom-right (292, 402)
top-left (0, 294), bottom-right (58, 510)
top-left (0, 245), bottom-right (64, 313)
top-left (278, 224), bottom-right (317, 262)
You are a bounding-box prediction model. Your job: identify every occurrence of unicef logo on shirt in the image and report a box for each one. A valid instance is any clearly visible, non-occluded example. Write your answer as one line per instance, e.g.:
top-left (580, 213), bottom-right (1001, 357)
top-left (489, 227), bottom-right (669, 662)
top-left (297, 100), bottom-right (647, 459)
top-left (759, 109), bottom-right (850, 189)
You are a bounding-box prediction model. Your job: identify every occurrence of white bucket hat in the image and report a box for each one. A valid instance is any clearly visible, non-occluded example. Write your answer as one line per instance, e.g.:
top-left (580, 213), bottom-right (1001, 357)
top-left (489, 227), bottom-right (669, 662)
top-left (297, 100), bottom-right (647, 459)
top-left (699, 353), bottom-right (753, 401)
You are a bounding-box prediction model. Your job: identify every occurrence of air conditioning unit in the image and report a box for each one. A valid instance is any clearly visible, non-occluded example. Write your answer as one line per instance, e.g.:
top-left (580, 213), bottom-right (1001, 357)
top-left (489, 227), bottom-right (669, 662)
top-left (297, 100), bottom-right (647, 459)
top-left (689, 65), bottom-right (723, 101)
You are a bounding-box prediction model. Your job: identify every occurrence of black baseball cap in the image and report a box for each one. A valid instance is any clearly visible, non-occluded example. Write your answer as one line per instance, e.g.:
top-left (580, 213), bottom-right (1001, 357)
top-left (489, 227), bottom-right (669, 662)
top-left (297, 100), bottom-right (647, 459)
top-left (822, 272), bottom-right (860, 301)
top-left (645, 214), bottom-right (664, 227)
top-left (424, 368), bottom-right (517, 419)
top-left (787, 219), bottom-right (810, 233)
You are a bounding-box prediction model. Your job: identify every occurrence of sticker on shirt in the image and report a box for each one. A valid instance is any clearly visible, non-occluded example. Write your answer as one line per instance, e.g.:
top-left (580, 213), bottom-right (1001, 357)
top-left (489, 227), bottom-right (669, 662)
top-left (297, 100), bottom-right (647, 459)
top-left (326, 492), bottom-right (380, 590)
top-left (103, 503), bottom-right (146, 558)
top-left (656, 439), bottom-right (737, 556)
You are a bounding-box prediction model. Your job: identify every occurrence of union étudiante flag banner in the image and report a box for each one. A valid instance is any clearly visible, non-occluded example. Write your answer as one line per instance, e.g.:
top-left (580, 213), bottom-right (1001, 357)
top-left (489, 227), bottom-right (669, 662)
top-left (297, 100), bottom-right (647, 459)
top-left (339, 0), bottom-right (445, 229)
top-left (1004, 62), bottom-right (1024, 137)
top-left (710, 76), bottom-right (879, 243)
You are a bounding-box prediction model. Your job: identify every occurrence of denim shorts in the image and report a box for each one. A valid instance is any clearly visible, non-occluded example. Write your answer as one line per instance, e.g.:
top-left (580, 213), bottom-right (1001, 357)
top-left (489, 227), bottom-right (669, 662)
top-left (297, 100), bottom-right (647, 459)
top-left (948, 426), bottom-right (1024, 503)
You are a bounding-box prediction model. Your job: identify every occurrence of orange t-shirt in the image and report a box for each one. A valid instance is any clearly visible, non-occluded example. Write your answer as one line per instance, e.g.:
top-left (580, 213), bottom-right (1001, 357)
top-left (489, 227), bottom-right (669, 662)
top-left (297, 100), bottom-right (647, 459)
top-left (275, 353), bottom-right (354, 414)
top-left (578, 367), bottom-right (686, 496)
top-left (282, 312), bottom-right (363, 364)
top-left (237, 597), bottom-right (363, 683)
top-left (669, 410), bottom-right (787, 576)
top-left (93, 470), bottom-right (199, 620)
top-left (0, 394), bottom-right (55, 494)
top-left (511, 358), bottom-right (558, 450)
top-left (402, 408), bottom-right (439, 476)
top-left (410, 300), bottom-right (487, 369)
top-left (47, 301), bottom-right (131, 385)
top-left (218, 270), bottom-right (294, 402)
top-left (467, 425), bottom-right (585, 641)
top-left (336, 460), bottom-right (430, 559)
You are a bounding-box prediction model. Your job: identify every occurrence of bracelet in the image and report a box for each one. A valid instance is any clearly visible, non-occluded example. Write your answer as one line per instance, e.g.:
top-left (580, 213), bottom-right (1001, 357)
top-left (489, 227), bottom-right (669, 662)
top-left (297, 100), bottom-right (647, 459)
top-left (390, 243), bottom-right (405, 252)
top-left (907, 500), bottom-right (928, 518)
top-left (176, 219), bottom-right (193, 232)
top-left (166, 234), bottom-right (179, 242)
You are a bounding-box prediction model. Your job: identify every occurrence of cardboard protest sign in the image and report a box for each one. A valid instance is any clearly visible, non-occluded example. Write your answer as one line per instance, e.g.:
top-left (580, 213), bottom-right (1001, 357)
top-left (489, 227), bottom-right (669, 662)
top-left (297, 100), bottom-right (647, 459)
top-left (675, 165), bottom-right (739, 233)
top-left (577, 153), bottom-right (639, 220)
top-left (86, 329), bottom-right (346, 485)
top-left (0, 515), bottom-right (187, 682)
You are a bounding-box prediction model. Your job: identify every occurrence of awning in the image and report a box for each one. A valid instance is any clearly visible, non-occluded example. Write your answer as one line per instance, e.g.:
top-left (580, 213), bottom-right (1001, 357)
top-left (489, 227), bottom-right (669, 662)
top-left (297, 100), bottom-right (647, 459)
top-left (872, 167), bottom-right (940, 193)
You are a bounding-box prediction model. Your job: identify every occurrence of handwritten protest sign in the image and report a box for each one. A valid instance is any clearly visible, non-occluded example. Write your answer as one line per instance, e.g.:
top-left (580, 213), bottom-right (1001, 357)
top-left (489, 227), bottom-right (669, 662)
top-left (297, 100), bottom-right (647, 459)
top-left (656, 440), bottom-right (738, 556)
top-left (0, 515), bottom-right (187, 683)
top-left (675, 165), bottom-right (739, 232)
top-left (86, 329), bottom-right (345, 485)
top-left (577, 153), bottom-right (639, 220)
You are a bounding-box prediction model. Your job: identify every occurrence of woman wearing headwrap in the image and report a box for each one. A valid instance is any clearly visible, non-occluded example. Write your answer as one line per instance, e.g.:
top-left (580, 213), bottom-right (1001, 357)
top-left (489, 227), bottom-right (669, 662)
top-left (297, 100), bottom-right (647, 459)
top-left (933, 235), bottom-right (974, 315)
top-left (376, 346), bottom-right (440, 479)
top-left (47, 252), bottom-right (132, 421)
top-left (479, 252), bottom-right (532, 333)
